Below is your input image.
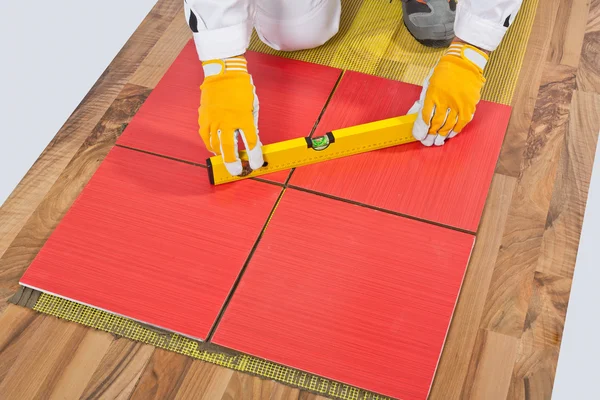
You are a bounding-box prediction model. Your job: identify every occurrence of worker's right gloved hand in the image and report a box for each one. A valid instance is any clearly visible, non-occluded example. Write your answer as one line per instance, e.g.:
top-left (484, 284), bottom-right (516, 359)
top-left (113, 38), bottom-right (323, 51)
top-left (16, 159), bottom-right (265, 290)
top-left (199, 56), bottom-right (264, 176)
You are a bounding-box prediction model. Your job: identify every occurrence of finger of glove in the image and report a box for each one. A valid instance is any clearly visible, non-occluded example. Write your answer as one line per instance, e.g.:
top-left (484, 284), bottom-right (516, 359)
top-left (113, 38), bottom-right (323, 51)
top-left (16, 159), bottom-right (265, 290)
top-left (209, 128), bottom-right (222, 156)
top-left (238, 126), bottom-right (264, 171)
top-left (435, 110), bottom-right (462, 146)
top-left (412, 100), bottom-right (435, 142)
top-left (199, 123), bottom-right (215, 154)
top-left (429, 105), bottom-right (452, 135)
top-left (432, 109), bottom-right (455, 146)
top-left (453, 111), bottom-right (475, 135)
top-left (437, 109), bottom-right (458, 137)
top-left (218, 129), bottom-right (243, 176)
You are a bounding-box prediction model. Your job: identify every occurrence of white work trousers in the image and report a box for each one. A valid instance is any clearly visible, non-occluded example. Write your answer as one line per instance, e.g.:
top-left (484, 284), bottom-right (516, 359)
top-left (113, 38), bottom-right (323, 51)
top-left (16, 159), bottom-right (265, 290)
top-left (183, 0), bottom-right (341, 60)
top-left (183, 0), bottom-right (523, 61)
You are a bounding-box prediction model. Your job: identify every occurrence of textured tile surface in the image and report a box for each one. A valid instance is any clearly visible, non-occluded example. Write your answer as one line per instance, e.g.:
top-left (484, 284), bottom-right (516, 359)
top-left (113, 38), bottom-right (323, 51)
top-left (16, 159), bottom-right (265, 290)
top-left (289, 71), bottom-right (512, 232)
top-left (20, 146), bottom-right (282, 340)
top-left (213, 189), bottom-right (475, 399)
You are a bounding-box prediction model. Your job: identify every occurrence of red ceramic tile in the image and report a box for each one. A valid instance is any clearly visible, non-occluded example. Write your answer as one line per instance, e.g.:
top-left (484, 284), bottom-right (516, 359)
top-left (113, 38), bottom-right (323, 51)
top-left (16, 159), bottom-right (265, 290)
top-left (117, 40), bottom-right (341, 183)
top-left (288, 71), bottom-right (512, 232)
top-left (213, 189), bottom-right (474, 399)
top-left (20, 146), bottom-right (282, 340)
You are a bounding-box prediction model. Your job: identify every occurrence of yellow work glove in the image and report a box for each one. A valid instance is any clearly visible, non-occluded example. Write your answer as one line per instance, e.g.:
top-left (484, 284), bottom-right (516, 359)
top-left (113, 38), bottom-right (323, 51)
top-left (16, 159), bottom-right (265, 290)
top-left (199, 56), bottom-right (263, 176)
top-left (409, 41), bottom-right (489, 146)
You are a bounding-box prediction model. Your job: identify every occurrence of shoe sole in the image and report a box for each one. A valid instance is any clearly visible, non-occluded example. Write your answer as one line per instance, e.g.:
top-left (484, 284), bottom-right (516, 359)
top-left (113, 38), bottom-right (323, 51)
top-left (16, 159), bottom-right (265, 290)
top-left (403, 20), bottom-right (454, 48)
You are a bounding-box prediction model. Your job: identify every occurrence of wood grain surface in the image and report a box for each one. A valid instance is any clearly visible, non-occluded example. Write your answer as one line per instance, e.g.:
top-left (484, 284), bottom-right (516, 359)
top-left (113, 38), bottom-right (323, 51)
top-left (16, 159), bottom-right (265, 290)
top-left (0, 0), bottom-right (181, 263)
top-left (118, 40), bottom-right (341, 182)
top-left (80, 339), bottom-right (155, 400)
top-left (0, 83), bottom-right (151, 312)
top-left (1, 0), bottom-right (599, 398)
top-left (461, 329), bottom-right (519, 400)
top-left (20, 147), bottom-right (282, 339)
top-left (495, 0), bottom-right (561, 177)
top-left (213, 189), bottom-right (475, 399)
top-left (537, 90), bottom-right (600, 278)
top-left (576, 0), bottom-right (600, 93)
top-left (129, 349), bottom-right (193, 400)
top-left (480, 63), bottom-right (578, 338)
top-left (428, 173), bottom-right (517, 399)
top-left (289, 71), bottom-right (512, 232)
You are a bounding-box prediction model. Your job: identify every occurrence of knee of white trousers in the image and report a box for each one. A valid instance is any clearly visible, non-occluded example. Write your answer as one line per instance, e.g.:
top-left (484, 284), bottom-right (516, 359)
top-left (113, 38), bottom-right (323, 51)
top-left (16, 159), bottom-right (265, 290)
top-left (256, 0), bottom-right (341, 52)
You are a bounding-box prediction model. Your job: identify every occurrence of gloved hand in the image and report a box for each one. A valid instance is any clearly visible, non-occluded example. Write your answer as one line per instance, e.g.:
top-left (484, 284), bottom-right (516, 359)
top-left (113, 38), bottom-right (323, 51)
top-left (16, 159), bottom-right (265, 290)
top-left (409, 41), bottom-right (489, 146)
top-left (199, 56), bottom-right (264, 176)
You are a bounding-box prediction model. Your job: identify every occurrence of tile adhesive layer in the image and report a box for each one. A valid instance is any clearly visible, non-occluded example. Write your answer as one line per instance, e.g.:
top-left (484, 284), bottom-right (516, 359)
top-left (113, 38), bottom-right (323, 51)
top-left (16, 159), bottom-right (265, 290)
top-left (289, 71), bottom-right (512, 232)
top-left (213, 189), bottom-right (475, 399)
top-left (117, 40), bottom-right (342, 183)
top-left (19, 146), bottom-right (282, 340)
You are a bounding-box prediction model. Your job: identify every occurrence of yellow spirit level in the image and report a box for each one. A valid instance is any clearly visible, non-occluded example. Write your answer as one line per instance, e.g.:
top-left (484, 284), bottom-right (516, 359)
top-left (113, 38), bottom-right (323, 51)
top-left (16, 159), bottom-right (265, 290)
top-left (207, 113), bottom-right (417, 185)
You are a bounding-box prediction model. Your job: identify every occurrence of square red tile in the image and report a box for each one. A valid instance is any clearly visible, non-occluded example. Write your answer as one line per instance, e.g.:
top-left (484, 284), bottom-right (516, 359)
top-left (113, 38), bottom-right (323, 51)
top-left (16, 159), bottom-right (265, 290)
top-left (288, 71), bottom-right (512, 232)
top-left (117, 40), bottom-right (341, 183)
top-left (20, 146), bottom-right (282, 340)
top-left (212, 189), bottom-right (475, 399)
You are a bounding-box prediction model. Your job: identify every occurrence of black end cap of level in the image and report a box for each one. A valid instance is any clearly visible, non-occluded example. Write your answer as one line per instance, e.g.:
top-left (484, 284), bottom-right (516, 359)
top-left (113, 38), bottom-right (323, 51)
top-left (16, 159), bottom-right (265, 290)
top-left (206, 158), bottom-right (215, 185)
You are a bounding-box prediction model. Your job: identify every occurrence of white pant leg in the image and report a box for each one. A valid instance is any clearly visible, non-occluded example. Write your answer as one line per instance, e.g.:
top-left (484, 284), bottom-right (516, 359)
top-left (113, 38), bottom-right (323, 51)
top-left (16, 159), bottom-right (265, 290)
top-left (255, 0), bottom-right (341, 52)
top-left (184, 0), bottom-right (255, 60)
top-left (455, 0), bottom-right (524, 52)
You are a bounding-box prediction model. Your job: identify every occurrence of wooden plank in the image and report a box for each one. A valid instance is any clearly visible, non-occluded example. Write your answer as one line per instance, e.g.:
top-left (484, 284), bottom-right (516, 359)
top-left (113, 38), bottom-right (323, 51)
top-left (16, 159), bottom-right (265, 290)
top-left (118, 40), bottom-right (342, 182)
top-left (538, 90), bottom-right (600, 278)
top-left (130, 348), bottom-right (193, 400)
top-left (429, 174), bottom-right (517, 400)
top-left (461, 329), bottom-right (519, 400)
top-left (496, 0), bottom-right (561, 176)
top-left (507, 341), bottom-right (560, 400)
top-left (221, 371), bottom-right (278, 399)
top-left (288, 71), bottom-right (512, 232)
top-left (81, 339), bottom-right (155, 400)
top-left (20, 147), bottom-right (282, 340)
top-left (174, 361), bottom-right (234, 400)
top-left (0, 314), bottom-right (94, 399)
top-left (0, 305), bottom-right (42, 385)
top-left (174, 360), bottom-right (319, 400)
top-left (213, 189), bottom-right (475, 400)
top-left (480, 63), bottom-right (577, 337)
top-left (0, 0), bottom-right (180, 264)
top-left (547, 0), bottom-right (591, 67)
top-left (0, 84), bottom-right (151, 311)
top-left (576, 0), bottom-right (600, 93)
top-left (129, 10), bottom-right (192, 89)
top-left (521, 272), bottom-right (572, 349)
top-left (47, 329), bottom-right (114, 400)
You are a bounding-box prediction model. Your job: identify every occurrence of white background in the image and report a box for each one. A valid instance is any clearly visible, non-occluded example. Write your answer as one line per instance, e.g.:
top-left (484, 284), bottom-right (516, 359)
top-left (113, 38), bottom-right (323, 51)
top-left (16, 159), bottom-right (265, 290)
top-left (0, 0), bottom-right (158, 206)
top-left (0, 1), bottom-right (597, 398)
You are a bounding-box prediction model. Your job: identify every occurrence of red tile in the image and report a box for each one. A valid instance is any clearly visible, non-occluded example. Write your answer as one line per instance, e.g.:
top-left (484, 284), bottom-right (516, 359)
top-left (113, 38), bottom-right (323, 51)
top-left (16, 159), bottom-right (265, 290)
top-left (288, 71), bottom-right (512, 232)
top-left (212, 189), bottom-right (474, 399)
top-left (117, 40), bottom-right (341, 183)
top-left (20, 146), bottom-right (282, 340)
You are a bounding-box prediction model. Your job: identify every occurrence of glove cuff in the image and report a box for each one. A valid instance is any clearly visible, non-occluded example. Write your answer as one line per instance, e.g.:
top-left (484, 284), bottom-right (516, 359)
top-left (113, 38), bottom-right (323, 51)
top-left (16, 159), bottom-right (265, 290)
top-left (446, 43), bottom-right (489, 73)
top-left (202, 56), bottom-right (248, 77)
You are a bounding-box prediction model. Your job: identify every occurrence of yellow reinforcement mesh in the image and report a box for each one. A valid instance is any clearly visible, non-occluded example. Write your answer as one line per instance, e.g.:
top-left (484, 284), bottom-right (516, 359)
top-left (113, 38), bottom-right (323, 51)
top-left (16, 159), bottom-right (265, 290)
top-left (249, 0), bottom-right (539, 105)
top-left (34, 293), bottom-right (391, 400)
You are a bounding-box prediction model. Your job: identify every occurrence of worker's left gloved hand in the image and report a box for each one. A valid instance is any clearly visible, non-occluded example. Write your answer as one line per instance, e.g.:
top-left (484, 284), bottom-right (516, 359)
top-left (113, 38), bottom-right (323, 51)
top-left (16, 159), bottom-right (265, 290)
top-left (199, 56), bottom-right (263, 176)
top-left (409, 41), bottom-right (489, 146)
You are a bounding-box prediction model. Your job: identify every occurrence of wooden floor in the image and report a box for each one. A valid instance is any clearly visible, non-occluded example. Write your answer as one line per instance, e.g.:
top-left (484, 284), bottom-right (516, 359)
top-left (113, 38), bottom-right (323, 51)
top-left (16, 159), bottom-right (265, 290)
top-left (0, 0), bottom-right (599, 398)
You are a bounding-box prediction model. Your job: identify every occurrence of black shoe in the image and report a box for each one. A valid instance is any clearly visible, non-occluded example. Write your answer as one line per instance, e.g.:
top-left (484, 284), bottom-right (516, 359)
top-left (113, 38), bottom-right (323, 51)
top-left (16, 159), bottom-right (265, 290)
top-left (401, 0), bottom-right (456, 48)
